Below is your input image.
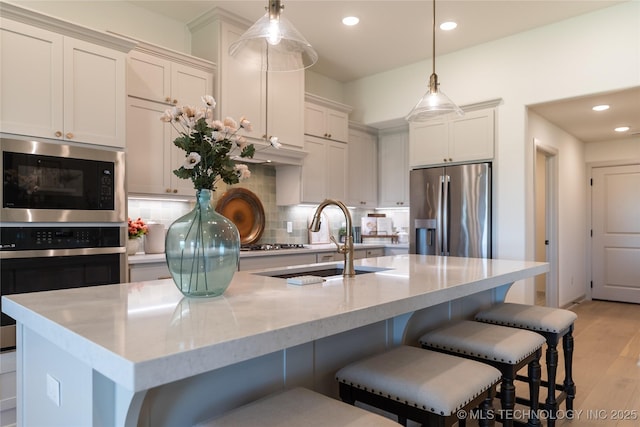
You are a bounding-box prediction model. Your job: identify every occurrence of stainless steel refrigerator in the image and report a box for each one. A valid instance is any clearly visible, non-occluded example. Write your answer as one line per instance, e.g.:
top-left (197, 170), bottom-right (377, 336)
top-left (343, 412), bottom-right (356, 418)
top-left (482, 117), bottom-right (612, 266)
top-left (409, 163), bottom-right (491, 258)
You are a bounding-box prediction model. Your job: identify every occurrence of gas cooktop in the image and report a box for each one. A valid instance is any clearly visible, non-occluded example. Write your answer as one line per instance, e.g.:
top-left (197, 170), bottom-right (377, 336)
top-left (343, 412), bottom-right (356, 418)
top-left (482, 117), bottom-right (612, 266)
top-left (240, 243), bottom-right (306, 251)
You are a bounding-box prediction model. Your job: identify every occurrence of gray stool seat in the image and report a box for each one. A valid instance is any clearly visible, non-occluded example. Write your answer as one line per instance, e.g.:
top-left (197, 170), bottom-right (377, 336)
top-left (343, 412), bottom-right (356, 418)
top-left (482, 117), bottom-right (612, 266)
top-left (337, 345), bottom-right (501, 426)
top-left (420, 320), bottom-right (546, 427)
top-left (475, 303), bottom-right (577, 426)
top-left (200, 387), bottom-right (398, 426)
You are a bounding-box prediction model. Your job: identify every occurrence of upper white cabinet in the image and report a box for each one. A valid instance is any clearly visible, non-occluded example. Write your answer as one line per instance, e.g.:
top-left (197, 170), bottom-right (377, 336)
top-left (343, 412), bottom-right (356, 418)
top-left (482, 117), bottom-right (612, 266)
top-left (378, 126), bottom-right (410, 208)
top-left (190, 14), bottom-right (304, 151)
top-left (276, 136), bottom-right (347, 205)
top-left (304, 94), bottom-right (351, 142)
top-left (125, 41), bottom-right (215, 196)
top-left (347, 123), bottom-right (378, 207)
top-left (409, 107), bottom-right (497, 168)
top-left (0, 7), bottom-right (134, 148)
top-left (128, 50), bottom-right (212, 107)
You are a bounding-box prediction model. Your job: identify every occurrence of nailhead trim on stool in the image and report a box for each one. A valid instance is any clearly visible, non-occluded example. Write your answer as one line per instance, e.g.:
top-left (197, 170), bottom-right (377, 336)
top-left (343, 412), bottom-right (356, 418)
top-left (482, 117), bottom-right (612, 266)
top-left (198, 387), bottom-right (399, 426)
top-left (475, 303), bottom-right (577, 427)
top-left (420, 320), bottom-right (546, 427)
top-left (336, 346), bottom-right (501, 427)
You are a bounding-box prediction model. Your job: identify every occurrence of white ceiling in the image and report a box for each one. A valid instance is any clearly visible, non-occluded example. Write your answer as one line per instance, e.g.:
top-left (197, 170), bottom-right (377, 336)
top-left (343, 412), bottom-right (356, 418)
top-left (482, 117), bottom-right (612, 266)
top-left (130, 0), bottom-right (638, 141)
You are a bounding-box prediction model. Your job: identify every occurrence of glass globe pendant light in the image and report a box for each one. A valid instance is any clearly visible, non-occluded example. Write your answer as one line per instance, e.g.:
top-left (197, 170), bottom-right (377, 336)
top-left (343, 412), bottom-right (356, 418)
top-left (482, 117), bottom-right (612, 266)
top-left (406, 0), bottom-right (463, 122)
top-left (228, 0), bottom-right (318, 72)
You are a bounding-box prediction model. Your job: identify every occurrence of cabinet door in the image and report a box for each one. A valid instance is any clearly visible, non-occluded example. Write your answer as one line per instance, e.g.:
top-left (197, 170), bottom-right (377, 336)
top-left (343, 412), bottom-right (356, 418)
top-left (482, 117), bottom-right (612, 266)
top-left (64, 37), bottom-right (127, 147)
top-left (449, 109), bottom-right (494, 162)
top-left (267, 71), bottom-right (304, 149)
top-left (301, 137), bottom-right (327, 203)
top-left (347, 129), bottom-right (377, 207)
top-left (127, 98), bottom-right (172, 195)
top-left (326, 109), bottom-right (349, 142)
top-left (327, 141), bottom-right (347, 200)
top-left (127, 51), bottom-right (171, 103)
top-left (219, 21), bottom-right (265, 141)
top-left (378, 129), bottom-right (409, 207)
top-left (171, 63), bottom-right (212, 107)
top-left (409, 120), bottom-right (448, 167)
top-left (0, 19), bottom-right (63, 139)
top-left (304, 103), bottom-right (326, 138)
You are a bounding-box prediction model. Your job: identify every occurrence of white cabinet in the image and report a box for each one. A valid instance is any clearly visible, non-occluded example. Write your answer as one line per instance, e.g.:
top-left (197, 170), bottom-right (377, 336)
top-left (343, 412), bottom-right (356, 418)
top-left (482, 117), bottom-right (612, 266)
top-left (304, 94), bottom-right (351, 142)
top-left (125, 42), bottom-right (214, 196)
top-left (276, 136), bottom-right (347, 205)
top-left (129, 262), bottom-right (171, 282)
top-left (378, 127), bottom-right (410, 208)
top-left (128, 50), bottom-right (213, 107)
top-left (347, 124), bottom-right (378, 207)
top-left (190, 17), bottom-right (304, 150)
top-left (239, 253), bottom-right (317, 271)
top-left (409, 109), bottom-right (495, 168)
top-left (0, 14), bottom-right (132, 148)
top-left (0, 350), bottom-right (16, 427)
top-left (355, 247), bottom-right (384, 259)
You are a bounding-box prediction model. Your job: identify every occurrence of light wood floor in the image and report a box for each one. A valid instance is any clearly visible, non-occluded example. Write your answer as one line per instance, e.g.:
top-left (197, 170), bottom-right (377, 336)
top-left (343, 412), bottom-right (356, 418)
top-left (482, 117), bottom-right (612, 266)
top-left (552, 299), bottom-right (640, 426)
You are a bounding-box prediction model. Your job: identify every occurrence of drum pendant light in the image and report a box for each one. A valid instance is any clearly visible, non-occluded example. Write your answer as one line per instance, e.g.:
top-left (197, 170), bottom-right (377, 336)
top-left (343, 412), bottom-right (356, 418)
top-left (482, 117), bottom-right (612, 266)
top-left (228, 0), bottom-right (318, 72)
top-left (406, 0), bottom-right (463, 122)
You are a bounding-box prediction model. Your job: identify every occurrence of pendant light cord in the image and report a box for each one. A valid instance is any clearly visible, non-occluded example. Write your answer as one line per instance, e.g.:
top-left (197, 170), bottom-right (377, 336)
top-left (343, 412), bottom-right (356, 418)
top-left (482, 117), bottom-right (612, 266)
top-left (432, 0), bottom-right (436, 76)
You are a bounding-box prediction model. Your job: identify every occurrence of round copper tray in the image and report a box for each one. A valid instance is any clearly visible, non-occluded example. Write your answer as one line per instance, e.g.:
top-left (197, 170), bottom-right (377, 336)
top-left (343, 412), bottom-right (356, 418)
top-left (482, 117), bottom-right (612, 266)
top-left (215, 188), bottom-right (265, 245)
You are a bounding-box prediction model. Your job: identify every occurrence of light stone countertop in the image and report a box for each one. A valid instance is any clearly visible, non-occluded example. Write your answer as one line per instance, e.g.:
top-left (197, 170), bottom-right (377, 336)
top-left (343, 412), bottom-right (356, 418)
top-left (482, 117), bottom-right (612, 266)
top-left (2, 255), bottom-right (547, 393)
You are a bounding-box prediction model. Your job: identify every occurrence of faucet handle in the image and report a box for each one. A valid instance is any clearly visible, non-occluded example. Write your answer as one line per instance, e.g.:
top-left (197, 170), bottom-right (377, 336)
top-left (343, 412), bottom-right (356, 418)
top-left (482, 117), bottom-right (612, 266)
top-left (329, 235), bottom-right (342, 252)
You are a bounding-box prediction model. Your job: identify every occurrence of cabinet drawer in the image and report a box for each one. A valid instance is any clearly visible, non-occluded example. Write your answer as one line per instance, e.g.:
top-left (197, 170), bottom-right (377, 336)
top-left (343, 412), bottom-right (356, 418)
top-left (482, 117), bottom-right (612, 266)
top-left (129, 263), bottom-right (171, 282)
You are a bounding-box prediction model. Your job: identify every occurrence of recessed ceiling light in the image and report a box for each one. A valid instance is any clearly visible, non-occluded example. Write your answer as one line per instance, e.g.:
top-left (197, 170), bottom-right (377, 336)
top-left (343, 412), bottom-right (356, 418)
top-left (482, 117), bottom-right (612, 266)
top-left (342, 16), bottom-right (359, 26)
top-left (592, 104), bottom-right (610, 111)
top-left (614, 126), bottom-right (630, 132)
top-left (440, 21), bottom-right (457, 31)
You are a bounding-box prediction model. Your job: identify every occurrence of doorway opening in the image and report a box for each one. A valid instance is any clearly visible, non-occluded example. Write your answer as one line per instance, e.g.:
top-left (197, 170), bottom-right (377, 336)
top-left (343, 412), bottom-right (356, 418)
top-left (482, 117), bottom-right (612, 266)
top-left (534, 140), bottom-right (559, 307)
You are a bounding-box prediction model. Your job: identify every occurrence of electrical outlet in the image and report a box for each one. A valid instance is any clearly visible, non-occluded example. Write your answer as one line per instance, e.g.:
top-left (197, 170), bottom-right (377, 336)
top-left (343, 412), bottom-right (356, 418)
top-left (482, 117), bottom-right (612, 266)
top-left (287, 221), bottom-right (293, 233)
top-left (46, 373), bottom-right (60, 406)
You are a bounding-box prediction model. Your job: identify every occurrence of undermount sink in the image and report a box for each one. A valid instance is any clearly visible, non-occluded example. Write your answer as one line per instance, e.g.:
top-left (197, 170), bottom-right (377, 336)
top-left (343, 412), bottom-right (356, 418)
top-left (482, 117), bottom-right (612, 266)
top-left (256, 265), bottom-right (392, 279)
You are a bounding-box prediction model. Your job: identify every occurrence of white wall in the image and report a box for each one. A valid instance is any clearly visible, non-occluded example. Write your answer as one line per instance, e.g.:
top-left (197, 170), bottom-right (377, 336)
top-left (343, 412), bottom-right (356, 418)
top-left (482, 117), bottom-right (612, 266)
top-left (528, 111), bottom-right (588, 306)
top-left (14, 0), bottom-right (192, 52)
top-left (305, 70), bottom-right (346, 102)
top-left (344, 1), bottom-right (640, 303)
top-left (585, 137), bottom-right (640, 163)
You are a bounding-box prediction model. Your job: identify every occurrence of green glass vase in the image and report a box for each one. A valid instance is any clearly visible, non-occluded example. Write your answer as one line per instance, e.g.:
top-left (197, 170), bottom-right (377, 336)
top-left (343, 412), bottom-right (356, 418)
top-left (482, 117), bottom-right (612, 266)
top-left (165, 189), bottom-right (240, 298)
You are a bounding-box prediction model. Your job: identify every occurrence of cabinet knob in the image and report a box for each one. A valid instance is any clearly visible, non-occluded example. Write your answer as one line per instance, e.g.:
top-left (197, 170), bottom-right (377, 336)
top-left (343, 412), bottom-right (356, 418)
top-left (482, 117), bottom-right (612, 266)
top-left (166, 188), bottom-right (172, 193)
top-left (449, 158), bottom-right (453, 162)
top-left (66, 132), bottom-right (74, 139)
top-left (173, 99), bottom-right (178, 105)
top-left (165, 97), bottom-right (171, 103)
top-left (328, 134), bottom-right (332, 138)
top-left (173, 189), bottom-right (178, 193)
top-left (55, 131), bottom-right (63, 137)
top-left (443, 158), bottom-right (448, 162)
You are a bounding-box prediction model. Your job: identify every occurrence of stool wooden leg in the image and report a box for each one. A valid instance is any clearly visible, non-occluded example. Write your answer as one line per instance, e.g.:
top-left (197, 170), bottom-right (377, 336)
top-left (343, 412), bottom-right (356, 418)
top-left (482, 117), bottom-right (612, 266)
top-left (478, 386), bottom-right (495, 427)
top-left (563, 326), bottom-right (576, 413)
top-left (545, 338), bottom-right (559, 427)
top-left (527, 350), bottom-right (542, 427)
top-left (500, 375), bottom-right (516, 427)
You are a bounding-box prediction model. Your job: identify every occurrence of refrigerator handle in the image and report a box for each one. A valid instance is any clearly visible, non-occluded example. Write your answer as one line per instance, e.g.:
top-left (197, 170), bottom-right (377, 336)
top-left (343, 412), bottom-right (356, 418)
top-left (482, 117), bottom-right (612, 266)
top-left (442, 174), bottom-right (450, 255)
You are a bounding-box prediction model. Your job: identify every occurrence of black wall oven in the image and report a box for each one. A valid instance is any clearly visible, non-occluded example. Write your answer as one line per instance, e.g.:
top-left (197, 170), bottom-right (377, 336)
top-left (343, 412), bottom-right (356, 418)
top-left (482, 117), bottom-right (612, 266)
top-left (1, 136), bottom-right (127, 351)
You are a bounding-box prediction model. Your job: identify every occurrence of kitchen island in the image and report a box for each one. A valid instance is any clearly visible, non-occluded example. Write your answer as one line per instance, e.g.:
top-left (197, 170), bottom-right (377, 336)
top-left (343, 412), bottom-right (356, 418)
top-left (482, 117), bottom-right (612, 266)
top-left (2, 254), bottom-right (547, 426)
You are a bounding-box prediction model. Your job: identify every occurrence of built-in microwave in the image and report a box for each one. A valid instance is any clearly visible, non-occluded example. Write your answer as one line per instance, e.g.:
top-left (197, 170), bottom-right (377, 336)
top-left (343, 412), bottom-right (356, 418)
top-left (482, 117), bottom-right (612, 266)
top-left (1, 136), bottom-right (125, 223)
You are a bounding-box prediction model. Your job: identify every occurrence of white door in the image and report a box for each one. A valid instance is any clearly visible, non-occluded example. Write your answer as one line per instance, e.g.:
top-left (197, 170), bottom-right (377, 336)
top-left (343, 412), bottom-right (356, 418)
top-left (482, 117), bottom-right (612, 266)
top-left (591, 164), bottom-right (640, 303)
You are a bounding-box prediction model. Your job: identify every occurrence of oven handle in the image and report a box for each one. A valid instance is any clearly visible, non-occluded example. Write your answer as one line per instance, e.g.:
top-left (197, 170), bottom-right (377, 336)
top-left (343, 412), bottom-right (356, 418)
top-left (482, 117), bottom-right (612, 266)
top-left (0, 246), bottom-right (125, 259)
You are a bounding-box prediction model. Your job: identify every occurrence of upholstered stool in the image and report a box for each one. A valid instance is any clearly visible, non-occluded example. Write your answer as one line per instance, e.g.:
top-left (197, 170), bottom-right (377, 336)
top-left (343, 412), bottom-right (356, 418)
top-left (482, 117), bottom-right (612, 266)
top-left (475, 303), bottom-right (577, 426)
top-left (199, 387), bottom-right (398, 426)
top-left (336, 345), bottom-right (502, 427)
top-left (419, 320), bottom-right (546, 427)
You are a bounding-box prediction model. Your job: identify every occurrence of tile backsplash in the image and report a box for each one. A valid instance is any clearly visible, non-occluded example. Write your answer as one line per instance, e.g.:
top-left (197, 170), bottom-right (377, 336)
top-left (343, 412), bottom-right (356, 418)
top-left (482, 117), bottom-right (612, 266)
top-left (128, 164), bottom-right (408, 244)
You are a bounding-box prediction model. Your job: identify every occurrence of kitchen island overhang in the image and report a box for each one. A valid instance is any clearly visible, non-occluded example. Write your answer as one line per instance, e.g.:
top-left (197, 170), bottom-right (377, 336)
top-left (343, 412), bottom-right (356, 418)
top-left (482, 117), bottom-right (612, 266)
top-left (3, 254), bottom-right (548, 426)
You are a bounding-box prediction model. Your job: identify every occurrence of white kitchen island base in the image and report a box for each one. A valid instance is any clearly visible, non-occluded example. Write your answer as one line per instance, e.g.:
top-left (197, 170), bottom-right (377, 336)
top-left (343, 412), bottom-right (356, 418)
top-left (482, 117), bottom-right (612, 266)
top-left (3, 255), bottom-right (547, 426)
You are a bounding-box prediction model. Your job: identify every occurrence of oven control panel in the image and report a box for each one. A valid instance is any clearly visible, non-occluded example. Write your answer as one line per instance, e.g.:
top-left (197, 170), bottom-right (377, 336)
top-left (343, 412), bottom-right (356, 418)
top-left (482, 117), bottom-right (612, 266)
top-left (0, 226), bottom-right (122, 250)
